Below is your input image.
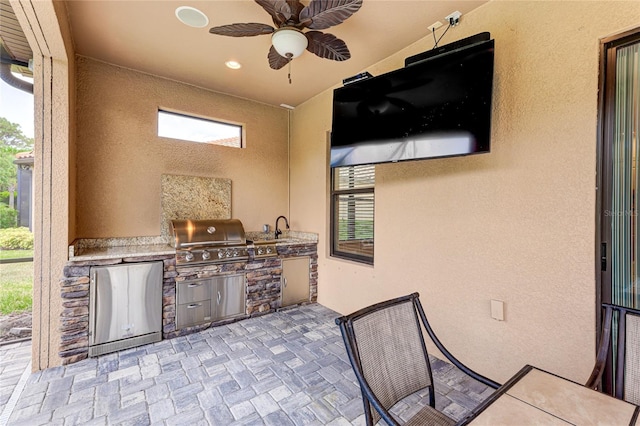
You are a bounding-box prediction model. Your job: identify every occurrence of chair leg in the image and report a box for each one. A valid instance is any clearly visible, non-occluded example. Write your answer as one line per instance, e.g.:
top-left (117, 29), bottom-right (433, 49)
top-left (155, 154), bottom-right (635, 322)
top-left (428, 385), bottom-right (436, 408)
top-left (361, 389), bottom-right (374, 426)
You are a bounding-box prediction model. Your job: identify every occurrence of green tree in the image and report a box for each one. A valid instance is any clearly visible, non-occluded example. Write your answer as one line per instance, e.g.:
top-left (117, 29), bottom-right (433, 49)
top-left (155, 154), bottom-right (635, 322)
top-left (0, 117), bottom-right (33, 151)
top-left (0, 146), bottom-right (18, 209)
top-left (0, 117), bottom-right (33, 211)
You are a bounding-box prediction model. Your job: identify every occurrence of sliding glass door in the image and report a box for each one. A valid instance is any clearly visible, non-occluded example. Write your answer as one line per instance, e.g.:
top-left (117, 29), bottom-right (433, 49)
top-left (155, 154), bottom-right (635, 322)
top-left (601, 32), bottom-right (640, 308)
top-left (598, 29), bottom-right (640, 394)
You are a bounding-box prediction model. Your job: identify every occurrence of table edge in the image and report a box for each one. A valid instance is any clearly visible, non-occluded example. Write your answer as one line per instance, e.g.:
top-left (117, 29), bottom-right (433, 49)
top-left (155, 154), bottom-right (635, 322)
top-left (456, 364), bottom-right (533, 425)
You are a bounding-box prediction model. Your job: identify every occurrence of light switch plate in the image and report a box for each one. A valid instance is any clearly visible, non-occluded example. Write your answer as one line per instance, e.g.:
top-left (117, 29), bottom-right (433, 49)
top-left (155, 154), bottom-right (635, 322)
top-left (491, 299), bottom-right (504, 321)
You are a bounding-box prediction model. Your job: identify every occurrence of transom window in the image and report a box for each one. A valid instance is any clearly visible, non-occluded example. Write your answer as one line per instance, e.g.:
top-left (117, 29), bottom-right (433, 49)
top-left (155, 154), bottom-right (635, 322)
top-left (157, 110), bottom-right (243, 147)
top-left (331, 165), bottom-right (375, 264)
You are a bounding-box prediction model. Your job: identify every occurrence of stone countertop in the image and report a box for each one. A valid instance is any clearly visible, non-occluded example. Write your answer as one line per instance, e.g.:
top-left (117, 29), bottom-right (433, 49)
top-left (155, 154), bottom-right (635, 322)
top-left (68, 236), bottom-right (173, 261)
top-left (245, 230), bottom-right (318, 244)
top-left (69, 231), bottom-right (318, 262)
top-left (69, 244), bottom-right (176, 261)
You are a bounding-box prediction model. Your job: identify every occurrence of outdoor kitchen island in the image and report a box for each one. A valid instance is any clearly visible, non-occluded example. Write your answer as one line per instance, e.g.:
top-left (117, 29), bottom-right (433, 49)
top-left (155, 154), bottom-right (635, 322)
top-left (60, 232), bottom-right (318, 365)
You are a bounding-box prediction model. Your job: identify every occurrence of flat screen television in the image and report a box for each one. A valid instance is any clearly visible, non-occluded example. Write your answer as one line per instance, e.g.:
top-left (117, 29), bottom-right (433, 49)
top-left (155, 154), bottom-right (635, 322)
top-left (330, 36), bottom-right (495, 168)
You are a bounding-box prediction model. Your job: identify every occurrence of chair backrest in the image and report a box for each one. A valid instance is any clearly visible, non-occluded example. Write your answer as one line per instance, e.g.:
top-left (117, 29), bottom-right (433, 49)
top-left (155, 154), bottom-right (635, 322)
top-left (336, 293), bottom-right (434, 425)
top-left (624, 311), bottom-right (640, 404)
top-left (588, 303), bottom-right (640, 405)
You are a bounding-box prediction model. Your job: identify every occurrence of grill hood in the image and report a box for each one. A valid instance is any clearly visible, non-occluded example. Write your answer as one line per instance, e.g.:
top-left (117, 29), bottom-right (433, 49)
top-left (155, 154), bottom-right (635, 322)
top-left (170, 219), bottom-right (246, 249)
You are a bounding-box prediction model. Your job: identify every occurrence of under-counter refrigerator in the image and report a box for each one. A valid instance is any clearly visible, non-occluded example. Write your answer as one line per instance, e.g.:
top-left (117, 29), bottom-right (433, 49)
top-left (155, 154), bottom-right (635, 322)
top-left (89, 261), bottom-right (163, 357)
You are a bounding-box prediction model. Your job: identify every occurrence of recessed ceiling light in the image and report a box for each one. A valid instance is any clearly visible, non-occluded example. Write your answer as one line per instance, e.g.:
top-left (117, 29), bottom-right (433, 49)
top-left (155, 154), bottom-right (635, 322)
top-left (225, 61), bottom-right (242, 70)
top-left (175, 6), bottom-right (209, 28)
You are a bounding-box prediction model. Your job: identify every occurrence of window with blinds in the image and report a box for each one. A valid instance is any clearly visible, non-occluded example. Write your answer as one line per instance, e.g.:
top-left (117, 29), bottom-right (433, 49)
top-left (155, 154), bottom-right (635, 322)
top-left (331, 165), bottom-right (375, 264)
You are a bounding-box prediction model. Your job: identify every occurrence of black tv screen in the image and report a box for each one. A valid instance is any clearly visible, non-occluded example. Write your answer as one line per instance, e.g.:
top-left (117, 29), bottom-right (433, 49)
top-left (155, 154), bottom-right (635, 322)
top-left (330, 38), bottom-right (494, 168)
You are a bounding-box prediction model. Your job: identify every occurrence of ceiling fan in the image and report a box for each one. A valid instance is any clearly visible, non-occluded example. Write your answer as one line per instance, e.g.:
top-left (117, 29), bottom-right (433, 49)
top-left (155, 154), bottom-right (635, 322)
top-left (209, 0), bottom-right (363, 71)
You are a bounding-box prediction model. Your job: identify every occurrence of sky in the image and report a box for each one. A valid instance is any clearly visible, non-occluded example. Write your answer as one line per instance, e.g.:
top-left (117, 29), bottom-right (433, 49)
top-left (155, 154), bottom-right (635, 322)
top-left (0, 74), bottom-right (34, 139)
top-left (158, 110), bottom-right (241, 143)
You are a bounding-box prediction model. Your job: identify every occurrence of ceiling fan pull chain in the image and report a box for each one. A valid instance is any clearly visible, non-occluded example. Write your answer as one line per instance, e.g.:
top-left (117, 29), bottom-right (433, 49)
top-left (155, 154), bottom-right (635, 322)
top-left (287, 54), bottom-right (293, 84)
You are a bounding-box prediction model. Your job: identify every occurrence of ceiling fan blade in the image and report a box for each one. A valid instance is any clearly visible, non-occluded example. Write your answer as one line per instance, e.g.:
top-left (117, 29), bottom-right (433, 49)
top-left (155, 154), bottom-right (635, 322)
top-left (299, 0), bottom-right (363, 30)
top-left (305, 31), bottom-right (351, 61)
top-left (268, 46), bottom-right (290, 70)
top-left (286, 0), bottom-right (305, 20)
top-left (255, 0), bottom-right (291, 26)
top-left (209, 23), bottom-right (275, 37)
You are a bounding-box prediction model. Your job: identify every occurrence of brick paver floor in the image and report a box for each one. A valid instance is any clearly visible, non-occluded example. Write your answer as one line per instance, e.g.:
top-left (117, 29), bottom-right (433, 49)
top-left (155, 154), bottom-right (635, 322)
top-left (2, 304), bottom-right (493, 425)
top-left (0, 339), bottom-right (32, 426)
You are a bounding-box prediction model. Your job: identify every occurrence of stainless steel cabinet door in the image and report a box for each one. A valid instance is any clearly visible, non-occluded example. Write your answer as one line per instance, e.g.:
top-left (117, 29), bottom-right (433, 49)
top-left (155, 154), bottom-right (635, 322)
top-left (90, 262), bottom-right (163, 346)
top-left (214, 274), bottom-right (245, 319)
top-left (281, 257), bottom-right (310, 307)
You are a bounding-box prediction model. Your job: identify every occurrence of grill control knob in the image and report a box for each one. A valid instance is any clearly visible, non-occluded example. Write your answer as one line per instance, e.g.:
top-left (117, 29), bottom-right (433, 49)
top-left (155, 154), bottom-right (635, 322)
top-left (233, 250), bottom-right (239, 257)
top-left (257, 247), bottom-right (264, 255)
top-left (218, 250), bottom-right (225, 259)
top-left (202, 250), bottom-right (211, 260)
top-left (185, 252), bottom-right (194, 262)
top-left (226, 250), bottom-right (232, 258)
top-left (266, 247), bottom-right (273, 254)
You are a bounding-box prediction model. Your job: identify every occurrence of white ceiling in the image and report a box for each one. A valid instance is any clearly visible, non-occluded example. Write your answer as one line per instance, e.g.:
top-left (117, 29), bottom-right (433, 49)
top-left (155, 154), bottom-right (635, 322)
top-left (64, 0), bottom-right (487, 108)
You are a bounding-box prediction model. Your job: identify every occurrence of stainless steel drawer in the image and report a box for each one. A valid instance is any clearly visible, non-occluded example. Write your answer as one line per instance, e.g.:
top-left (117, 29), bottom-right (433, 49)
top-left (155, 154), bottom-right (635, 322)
top-left (177, 280), bottom-right (211, 304)
top-left (176, 301), bottom-right (212, 329)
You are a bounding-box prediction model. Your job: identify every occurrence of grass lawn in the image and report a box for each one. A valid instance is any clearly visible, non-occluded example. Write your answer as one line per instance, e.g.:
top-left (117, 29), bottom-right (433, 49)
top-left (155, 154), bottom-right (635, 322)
top-left (0, 261), bottom-right (33, 314)
top-left (0, 249), bottom-right (34, 260)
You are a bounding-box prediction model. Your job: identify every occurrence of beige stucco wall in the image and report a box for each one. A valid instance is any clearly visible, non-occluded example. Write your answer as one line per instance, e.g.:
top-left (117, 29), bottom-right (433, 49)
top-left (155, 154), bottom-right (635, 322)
top-left (75, 57), bottom-right (289, 238)
top-left (12, 0), bottom-right (77, 369)
top-left (290, 1), bottom-right (640, 384)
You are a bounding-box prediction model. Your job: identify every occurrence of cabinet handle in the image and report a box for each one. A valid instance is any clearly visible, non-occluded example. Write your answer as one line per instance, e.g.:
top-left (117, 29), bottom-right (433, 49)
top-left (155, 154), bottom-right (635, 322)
top-left (187, 303), bottom-right (202, 309)
top-left (187, 283), bottom-right (203, 288)
top-left (283, 277), bottom-right (287, 288)
top-left (217, 291), bottom-right (221, 304)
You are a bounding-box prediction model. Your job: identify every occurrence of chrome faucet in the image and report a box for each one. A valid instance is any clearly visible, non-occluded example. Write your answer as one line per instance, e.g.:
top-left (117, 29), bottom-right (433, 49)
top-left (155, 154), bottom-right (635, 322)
top-left (275, 215), bottom-right (289, 239)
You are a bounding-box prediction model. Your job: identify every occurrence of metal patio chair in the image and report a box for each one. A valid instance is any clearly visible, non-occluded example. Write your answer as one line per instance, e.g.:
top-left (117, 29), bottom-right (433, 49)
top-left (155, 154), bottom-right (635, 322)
top-left (586, 303), bottom-right (640, 405)
top-left (336, 293), bottom-right (500, 426)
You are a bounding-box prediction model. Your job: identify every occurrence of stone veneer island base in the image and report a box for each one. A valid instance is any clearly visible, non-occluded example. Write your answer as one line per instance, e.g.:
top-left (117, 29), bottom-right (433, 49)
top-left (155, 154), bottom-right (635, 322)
top-left (60, 238), bottom-right (318, 365)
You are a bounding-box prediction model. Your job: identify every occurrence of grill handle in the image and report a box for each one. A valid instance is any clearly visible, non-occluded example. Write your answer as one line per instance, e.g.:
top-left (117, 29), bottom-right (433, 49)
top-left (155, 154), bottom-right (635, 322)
top-left (178, 240), bottom-right (243, 247)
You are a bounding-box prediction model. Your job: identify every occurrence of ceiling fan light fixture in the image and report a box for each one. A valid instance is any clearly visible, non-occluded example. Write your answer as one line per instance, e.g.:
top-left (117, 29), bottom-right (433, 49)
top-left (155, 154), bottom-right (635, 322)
top-left (271, 28), bottom-right (308, 59)
top-left (175, 6), bottom-right (209, 28)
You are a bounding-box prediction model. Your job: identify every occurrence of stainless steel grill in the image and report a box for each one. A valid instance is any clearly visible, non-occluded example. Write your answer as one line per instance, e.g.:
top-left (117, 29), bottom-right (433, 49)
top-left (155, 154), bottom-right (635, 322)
top-left (170, 219), bottom-right (249, 265)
